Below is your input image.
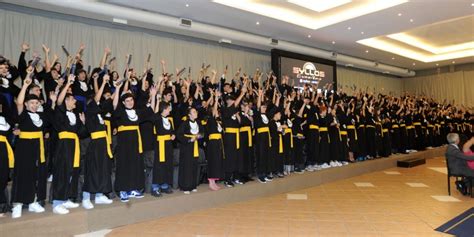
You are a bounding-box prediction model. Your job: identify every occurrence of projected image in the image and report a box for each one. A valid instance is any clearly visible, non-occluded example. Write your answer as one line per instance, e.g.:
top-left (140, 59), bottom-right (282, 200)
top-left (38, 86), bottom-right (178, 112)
top-left (280, 56), bottom-right (335, 89)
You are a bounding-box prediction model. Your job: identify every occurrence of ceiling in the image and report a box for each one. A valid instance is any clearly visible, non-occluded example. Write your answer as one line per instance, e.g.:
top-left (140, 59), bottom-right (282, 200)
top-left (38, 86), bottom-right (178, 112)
top-left (6, 0), bottom-right (474, 71)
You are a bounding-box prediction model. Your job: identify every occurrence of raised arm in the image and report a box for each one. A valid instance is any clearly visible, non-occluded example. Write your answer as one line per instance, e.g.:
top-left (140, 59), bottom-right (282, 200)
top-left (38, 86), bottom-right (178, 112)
top-left (112, 81), bottom-right (124, 110)
top-left (94, 74), bottom-right (109, 103)
top-left (100, 47), bottom-right (111, 69)
top-left (16, 72), bottom-right (33, 115)
top-left (42, 44), bottom-right (52, 72)
top-left (57, 74), bottom-right (75, 106)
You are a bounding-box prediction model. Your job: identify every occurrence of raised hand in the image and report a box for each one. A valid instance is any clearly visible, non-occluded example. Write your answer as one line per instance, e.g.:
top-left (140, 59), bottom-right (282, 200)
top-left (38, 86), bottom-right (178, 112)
top-left (79, 112), bottom-right (86, 123)
top-left (42, 44), bottom-right (50, 53)
top-left (21, 42), bottom-right (30, 52)
top-left (49, 91), bottom-right (57, 103)
top-left (67, 74), bottom-right (76, 85)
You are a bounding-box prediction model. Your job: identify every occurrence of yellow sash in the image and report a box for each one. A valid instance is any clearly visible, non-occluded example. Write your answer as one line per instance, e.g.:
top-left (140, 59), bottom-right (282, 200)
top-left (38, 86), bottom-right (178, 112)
top-left (90, 131), bottom-right (113, 158)
top-left (0, 135), bottom-right (14, 168)
top-left (58, 131), bottom-right (80, 168)
top-left (240, 126), bottom-right (253, 147)
top-left (117, 125), bottom-right (143, 154)
top-left (157, 134), bottom-right (172, 162)
top-left (225, 127), bottom-right (240, 149)
top-left (309, 124), bottom-right (319, 130)
top-left (209, 133), bottom-right (222, 140)
top-left (19, 131), bottom-right (45, 164)
top-left (319, 127), bottom-right (330, 143)
top-left (284, 128), bottom-right (293, 148)
top-left (257, 127), bottom-right (271, 147)
top-left (278, 134), bottom-right (283, 153)
top-left (104, 120), bottom-right (112, 145)
top-left (184, 134), bottom-right (199, 158)
top-left (347, 125), bottom-right (358, 140)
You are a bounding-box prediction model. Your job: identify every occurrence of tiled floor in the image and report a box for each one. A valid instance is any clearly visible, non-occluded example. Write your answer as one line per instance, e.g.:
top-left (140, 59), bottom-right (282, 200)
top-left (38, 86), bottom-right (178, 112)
top-left (106, 157), bottom-right (473, 237)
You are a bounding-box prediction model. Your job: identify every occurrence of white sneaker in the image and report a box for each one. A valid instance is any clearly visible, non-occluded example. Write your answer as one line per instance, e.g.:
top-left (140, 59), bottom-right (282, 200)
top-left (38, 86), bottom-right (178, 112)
top-left (11, 205), bottom-right (22, 219)
top-left (95, 195), bottom-right (113, 205)
top-left (341, 161), bottom-right (349, 165)
top-left (82, 200), bottom-right (94, 210)
top-left (329, 161), bottom-right (336, 167)
top-left (321, 163), bottom-right (331, 169)
top-left (47, 175), bottom-right (53, 182)
top-left (183, 191), bottom-right (191, 195)
top-left (313, 165), bottom-right (322, 171)
top-left (28, 202), bottom-right (45, 213)
top-left (63, 200), bottom-right (79, 209)
top-left (335, 161), bottom-right (343, 167)
top-left (305, 166), bottom-right (314, 172)
top-left (192, 189), bottom-right (197, 192)
top-left (53, 205), bottom-right (70, 215)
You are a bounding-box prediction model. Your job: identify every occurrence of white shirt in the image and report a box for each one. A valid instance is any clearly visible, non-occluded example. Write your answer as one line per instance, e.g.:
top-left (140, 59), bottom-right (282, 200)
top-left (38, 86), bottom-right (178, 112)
top-left (190, 121), bottom-right (199, 135)
top-left (162, 117), bottom-right (171, 130)
top-left (125, 109), bottom-right (138, 121)
top-left (66, 111), bottom-right (77, 126)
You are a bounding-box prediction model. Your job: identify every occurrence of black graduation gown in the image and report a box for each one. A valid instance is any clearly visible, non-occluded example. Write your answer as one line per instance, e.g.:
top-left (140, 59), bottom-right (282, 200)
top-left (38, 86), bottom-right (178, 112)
top-left (318, 115), bottom-right (331, 164)
top-left (405, 115), bottom-right (416, 150)
top-left (292, 116), bottom-right (305, 166)
top-left (239, 112), bottom-right (253, 174)
top-left (365, 115), bottom-right (377, 157)
top-left (269, 120), bottom-right (284, 173)
top-left (254, 111), bottom-right (271, 175)
top-left (83, 102), bottom-right (113, 194)
top-left (346, 114), bottom-right (359, 154)
top-left (356, 116), bottom-right (367, 157)
top-left (328, 115), bottom-right (342, 162)
top-left (11, 110), bottom-right (48, 204)
top-left (153, 115), bottom-right (175, 185)
top-left (380, 121), bottom-right (392, 157)
top-left (221, 106), bottom-right (240, 174)
top-left (390, 115), bottom-right (401, 153)
top-left (177, 120), bottom-right (203, 191)
top-left (283, 116), bottom-right (295, 166)
top-left (113, 106), bottom-right (152, 192)
top-left (413, 114), bottom-right (425, 150)
top-left (205, 117), bottom-right (224, 179)
top-left (305, 107), bottom-right (320, 165)
top-left (52, 104), bottom-right (87, 201)
top-left (0, 112), bottom-right (13, 212)
top-left (337, 114), bottom-right (349, 162)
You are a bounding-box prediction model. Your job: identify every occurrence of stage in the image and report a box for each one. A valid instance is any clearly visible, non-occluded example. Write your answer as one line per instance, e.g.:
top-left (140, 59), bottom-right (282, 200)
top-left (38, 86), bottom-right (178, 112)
top-left (1, 147), bottom-right (446, 236)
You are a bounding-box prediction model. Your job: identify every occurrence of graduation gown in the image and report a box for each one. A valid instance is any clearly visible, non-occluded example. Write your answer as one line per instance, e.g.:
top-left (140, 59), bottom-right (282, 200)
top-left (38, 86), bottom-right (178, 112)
top-left (238, 112), bottom-right (253, 174)
top-left (51, 104), bottom-right (87, 201)
top-left (254, 111), bottom-right (271, 174)
top-left (83, 101), bottom-right (113, 194)
top-left (11, 110), bottom-right (48, 204)
top-left (221, 106), bottom-right (240, 174)
top-left (205, 116), bottom-right (224, 179)
top-left (318, 115), bottom-right (331, 164)
top-left (177, 120), bottom-right (203, 191)
top-left (113, 106), bottom-right (152, 192)
top-left (153, 115), bottom-right (175, 185)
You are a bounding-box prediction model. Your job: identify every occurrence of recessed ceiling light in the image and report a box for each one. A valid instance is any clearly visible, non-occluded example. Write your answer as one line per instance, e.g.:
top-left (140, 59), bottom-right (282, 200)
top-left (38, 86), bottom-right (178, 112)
top-left (436, 63), bottom-right (439, 66)
top-left (410, 19), bottom-right (414, 22)
top-left (256, 21), bottom-right (260, 25)
top-left (365, 50), bottom-right (369, 53)
top-left (347, 26), bottom-right (351, 30)
top-left (332, 41), bottom-right (336, 44)
top-left (361, 31), bottom-right (364, 34)
top-left (452, 61), bottom-right (456, 64)
top-left (412, 62), bottom-right (416, 65)
top-left (398, 13), bottom-right (402, 16)
top-left (471, 3), bottom-right (474, 6)
top-left (185, 3), bottom-right (189, 7)
top-left (307, 34), bottom-right (311, 38)
top-left (392, 57), bottom-right (395, 60)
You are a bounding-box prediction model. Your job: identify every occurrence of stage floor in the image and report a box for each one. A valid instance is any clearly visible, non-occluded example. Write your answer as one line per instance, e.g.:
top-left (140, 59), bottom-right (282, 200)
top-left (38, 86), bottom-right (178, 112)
top-left (1, 147), bottom-right (458, 236)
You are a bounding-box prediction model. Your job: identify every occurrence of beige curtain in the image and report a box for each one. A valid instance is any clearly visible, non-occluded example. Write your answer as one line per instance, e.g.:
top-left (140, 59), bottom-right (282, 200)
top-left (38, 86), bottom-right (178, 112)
top-left (403, 70), bottom-right (474, 107)
top-left (337, 67), bottom-right (404, 95)
top-left (0, 9), bottom-right (270, 81)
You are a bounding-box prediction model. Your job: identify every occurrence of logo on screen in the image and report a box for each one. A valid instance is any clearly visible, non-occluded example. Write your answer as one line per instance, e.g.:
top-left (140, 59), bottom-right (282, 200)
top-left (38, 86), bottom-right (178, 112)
top-left (292, 62), bottom-right (325, 84)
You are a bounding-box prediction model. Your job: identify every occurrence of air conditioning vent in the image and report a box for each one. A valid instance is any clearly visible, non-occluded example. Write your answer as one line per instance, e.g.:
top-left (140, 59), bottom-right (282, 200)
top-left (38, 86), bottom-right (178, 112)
top-left (180, 18), bottom-right (192, 27)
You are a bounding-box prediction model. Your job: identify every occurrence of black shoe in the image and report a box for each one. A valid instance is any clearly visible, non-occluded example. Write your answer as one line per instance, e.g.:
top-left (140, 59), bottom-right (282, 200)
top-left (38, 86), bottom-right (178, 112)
top-left (234, 179), bottom-right (244, 185)
top-left (162, 188), bottom-right (173, 194)
top-left (247, 177), bottom-right (255, 182)
top-left (151, 190), bottom-right (162, 197)
top-left (277, 173), bottom-right (285, 178)
top-left (224, 181), bottom-right (234, 188)
top-left (258, 177), bottom-right (267, 183)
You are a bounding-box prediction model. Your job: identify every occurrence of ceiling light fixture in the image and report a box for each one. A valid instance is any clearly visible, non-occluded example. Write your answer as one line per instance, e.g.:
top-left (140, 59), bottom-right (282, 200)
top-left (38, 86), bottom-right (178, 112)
top-left (412, 62), bottom-right (416, 65)
top-left (398, 13), bottom-right (402, 16)
top-left (287, 0), bottom-right (351, 12)
top-left (365, 50), bottom-right (369, 53)
top-left (213, 0), bottom-right (407, 30)
top-left (361, 31), bottom-right (364, 34)
top-left (256, 21), bottom-right (260, 25)
top-left (186, 4), bottom-right (189, 7)
top-left (347, 26), bottom-right (352, 30)
top-left (392, 57), bottom-right (395, 60)
top-left (307, 34), bottom-right (311, 38)
top-left (332, 41), bottom-right (336, 44)
top-left (452, 61), bottom-right (456, 64)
